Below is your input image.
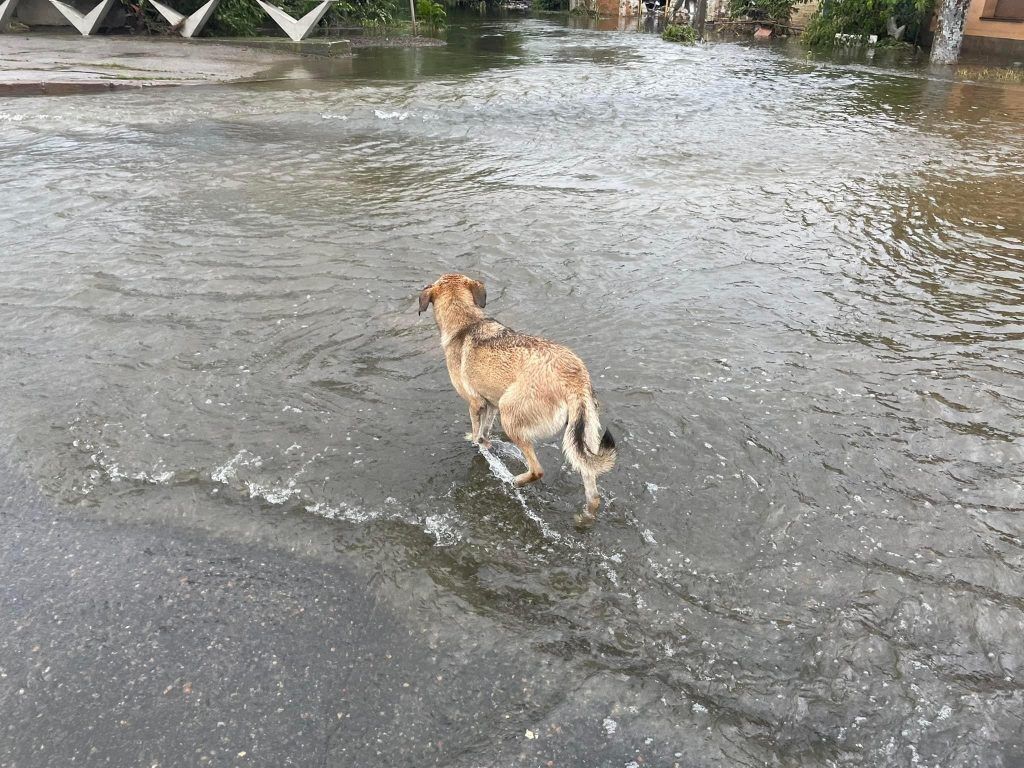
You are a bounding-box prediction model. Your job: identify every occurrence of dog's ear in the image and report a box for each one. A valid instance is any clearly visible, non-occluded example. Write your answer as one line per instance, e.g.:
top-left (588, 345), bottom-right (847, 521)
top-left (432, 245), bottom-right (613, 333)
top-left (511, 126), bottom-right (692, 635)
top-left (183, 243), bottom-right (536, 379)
top-left (418, 286), bottom-right (433, 315)
top-left (470, 280), bottom-right (486, 309)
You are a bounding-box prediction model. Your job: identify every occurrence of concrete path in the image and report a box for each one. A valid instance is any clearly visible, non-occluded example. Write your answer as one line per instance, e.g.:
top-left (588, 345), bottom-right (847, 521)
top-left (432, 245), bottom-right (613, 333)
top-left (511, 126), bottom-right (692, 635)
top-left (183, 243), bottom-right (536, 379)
top-left (0, 34), bottom-right (313, 95)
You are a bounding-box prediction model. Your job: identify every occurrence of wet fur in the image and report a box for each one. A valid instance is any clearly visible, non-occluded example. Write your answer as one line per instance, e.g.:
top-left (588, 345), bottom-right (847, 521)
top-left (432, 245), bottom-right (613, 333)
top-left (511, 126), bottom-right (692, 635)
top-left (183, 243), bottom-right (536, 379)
top-left (419, 274), bottom-right (616, 524)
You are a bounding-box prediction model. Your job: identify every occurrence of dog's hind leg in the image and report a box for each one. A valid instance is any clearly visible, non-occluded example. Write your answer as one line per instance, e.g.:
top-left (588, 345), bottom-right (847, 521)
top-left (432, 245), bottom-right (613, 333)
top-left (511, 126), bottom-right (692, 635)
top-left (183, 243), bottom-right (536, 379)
top-left (575, 469), bottom-right (601, 527)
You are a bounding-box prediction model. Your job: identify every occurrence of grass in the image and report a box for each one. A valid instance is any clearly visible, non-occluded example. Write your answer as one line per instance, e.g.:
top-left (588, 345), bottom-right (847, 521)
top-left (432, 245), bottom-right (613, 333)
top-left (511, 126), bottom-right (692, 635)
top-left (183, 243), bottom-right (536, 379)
top-left (662, 24), bottom-right (699, 44)
top-left (957, 65), bottom-right (1024, 84)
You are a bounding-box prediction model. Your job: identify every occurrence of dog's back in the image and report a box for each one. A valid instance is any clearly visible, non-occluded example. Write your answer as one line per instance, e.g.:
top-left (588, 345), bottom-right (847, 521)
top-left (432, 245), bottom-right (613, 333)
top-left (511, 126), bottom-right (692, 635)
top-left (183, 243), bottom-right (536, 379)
top-left (459, 320), bottom-right (587, 413)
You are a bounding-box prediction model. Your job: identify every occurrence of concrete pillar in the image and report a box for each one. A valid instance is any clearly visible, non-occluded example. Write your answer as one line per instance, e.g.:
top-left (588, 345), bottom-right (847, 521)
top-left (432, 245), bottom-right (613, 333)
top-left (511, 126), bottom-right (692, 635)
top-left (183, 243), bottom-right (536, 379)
top-left (1, 0), bottom-right (24, 29)
top-left (47, 0), bottom-right (116, 34)
top-left (149, 0), bottom-right (222, 38)
top-left (255, 0), bottom-right (334, 42)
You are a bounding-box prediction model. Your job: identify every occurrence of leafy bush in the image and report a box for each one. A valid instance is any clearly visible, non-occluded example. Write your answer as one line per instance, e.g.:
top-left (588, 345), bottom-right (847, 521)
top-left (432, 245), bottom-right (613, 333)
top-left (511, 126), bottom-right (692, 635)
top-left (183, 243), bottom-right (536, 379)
top-left (727, 0), bottom-right (797, 21)
top-left (662, 23), bottom-right (698, 42)
top-left (532, 0), bottom-right (568, 10)
top-left (803, 0), bottom-right (934, 47)
top-left (211, 0), bottom-right (264, 35)
top-left (329, 0), bottom-right (399, 27)
top-left (415, 0), bottom-right (447, 26)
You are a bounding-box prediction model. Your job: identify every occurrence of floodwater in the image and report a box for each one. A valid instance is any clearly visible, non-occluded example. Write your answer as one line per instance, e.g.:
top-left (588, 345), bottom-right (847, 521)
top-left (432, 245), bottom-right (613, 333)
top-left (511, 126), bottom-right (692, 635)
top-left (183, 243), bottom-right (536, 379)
top-left (2, 16), bottom-right (1024, 768)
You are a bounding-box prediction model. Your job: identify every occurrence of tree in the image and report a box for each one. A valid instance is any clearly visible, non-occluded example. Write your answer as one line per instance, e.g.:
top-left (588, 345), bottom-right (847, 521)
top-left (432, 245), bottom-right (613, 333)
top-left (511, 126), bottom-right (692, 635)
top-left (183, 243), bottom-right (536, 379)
top-left (693, 0), bottom-right (707, 36)
top-left (930, 0), bottom-right (970, 64)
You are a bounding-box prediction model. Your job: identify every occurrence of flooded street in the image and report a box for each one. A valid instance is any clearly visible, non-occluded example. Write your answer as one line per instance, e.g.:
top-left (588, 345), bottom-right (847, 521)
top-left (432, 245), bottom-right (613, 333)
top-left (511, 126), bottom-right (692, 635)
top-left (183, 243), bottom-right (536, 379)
top-left (2, 17), bottom-right (1023, 767)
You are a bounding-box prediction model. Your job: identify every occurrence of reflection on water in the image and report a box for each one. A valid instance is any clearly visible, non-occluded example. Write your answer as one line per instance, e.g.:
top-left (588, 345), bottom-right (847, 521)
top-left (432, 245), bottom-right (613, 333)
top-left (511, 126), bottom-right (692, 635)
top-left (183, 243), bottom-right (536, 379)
top-left (1, 15), bottom-right (1023, 767)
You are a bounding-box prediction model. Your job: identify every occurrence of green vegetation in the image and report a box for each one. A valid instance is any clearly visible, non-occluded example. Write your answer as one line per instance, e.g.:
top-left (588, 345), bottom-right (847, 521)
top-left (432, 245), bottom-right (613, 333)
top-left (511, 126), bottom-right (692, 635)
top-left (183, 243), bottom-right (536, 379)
top-left (803, 0), bottom-right (934, 48)
top-left (334, 0), bottom-right (400, 27)
top-left (662, 23), bottom-right (699, 43)
top-left (415, 0), bottom-right (446, 26)
top-left (727, 0), bottom-right (797, 21)
top-left (206, 0), bottom-right (265, 36)
top-left (133, 0), bottom-right (401, 36)
top-left (532, 0), bottom-right (569, 10)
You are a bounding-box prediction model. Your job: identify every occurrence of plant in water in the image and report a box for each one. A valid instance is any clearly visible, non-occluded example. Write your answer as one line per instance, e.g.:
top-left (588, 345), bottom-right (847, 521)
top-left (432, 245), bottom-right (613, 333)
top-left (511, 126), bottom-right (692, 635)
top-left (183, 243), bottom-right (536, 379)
top-left (803, 0), bottom-right (935, 48)
top-left (662, 22), bottom-right (698, 42)
top-left (415, 0), bottom-right (447, 26)
top-left (957, 65), bottom-right (1024, 84)
top-left (727, 0), bottom-right (797, 21)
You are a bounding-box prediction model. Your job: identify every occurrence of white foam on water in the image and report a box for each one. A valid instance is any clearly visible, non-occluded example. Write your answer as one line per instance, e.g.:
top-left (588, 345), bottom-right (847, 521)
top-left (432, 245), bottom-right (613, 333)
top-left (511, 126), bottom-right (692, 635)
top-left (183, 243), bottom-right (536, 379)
top-left (424, 512), bottom-right (463, 546)
top-left (131, 469), bottom-right (175, 484)
top-left (245, 480), bottom-right (300, 505)
top-left (478, 439), bottom-right (626, 587)
top-left (94, 453), bottom-right (128, 482)
top-left (374, 110), bottom-right (410, 121)
top-left (211, 450), bottom-right (262, 484)
top-left (93, 449), bottom-right (171, 487)
top-left (600, 562), bottom-right (620, 587)
top-left (213, 450), bottom-right (305, 505)
top-left (305, 500), bottom-right (380, 523)
top-left (479, 439), bottom-right (563, 543)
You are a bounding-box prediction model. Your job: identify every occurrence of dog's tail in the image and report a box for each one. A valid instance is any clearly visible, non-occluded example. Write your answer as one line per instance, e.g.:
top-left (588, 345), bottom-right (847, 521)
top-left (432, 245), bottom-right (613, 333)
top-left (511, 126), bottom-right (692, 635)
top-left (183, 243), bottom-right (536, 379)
top-left (562, 393), bottom-right (616, 477)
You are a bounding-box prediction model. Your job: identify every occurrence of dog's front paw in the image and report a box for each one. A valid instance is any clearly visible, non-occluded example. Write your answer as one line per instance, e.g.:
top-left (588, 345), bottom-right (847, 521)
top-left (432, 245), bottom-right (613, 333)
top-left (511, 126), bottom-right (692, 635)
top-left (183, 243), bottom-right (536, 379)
top-left (464, 432), bottom-right (476, 443)
top-left (477, 437), bottom-right (492, 450)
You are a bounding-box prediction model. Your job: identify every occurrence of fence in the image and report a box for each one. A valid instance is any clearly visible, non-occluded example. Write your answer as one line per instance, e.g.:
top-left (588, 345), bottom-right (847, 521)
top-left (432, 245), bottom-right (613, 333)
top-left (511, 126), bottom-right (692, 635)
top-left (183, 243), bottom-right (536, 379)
top-left (0, 0), bottom-right (339, 41)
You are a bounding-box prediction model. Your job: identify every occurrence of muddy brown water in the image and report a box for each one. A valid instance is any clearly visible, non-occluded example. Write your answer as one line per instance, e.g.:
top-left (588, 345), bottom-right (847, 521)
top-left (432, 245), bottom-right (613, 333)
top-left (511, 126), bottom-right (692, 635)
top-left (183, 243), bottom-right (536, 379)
top-left (1, 17), bottom-right (1023, 768)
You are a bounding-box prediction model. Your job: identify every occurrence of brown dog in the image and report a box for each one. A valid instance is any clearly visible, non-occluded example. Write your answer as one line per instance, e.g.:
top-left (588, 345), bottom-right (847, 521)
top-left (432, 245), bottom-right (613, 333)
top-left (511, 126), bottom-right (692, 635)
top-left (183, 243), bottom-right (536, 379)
top-left (419, 273), bottom-right (616, 525)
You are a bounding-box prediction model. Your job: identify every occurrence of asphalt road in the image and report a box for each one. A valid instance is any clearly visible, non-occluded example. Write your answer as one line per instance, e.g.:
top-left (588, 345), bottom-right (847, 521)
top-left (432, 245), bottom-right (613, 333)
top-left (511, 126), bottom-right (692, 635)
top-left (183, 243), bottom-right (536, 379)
top-left (0, 453), bottom-right (679, 768)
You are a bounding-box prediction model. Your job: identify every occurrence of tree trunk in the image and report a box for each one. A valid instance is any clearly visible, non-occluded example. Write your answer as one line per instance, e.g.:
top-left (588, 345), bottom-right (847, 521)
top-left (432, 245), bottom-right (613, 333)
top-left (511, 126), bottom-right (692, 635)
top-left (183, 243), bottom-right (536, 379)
top-left (930, 0), bottom-right (971, 64)
top-left (694, 0), bottom-right (707, 37)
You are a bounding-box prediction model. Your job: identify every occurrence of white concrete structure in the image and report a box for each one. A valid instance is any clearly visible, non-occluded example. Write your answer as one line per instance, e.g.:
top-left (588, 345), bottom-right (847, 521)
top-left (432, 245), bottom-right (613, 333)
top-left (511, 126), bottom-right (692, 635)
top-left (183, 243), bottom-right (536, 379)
top-left (7, 0), bottom-right (71, 27)
top-left (48, 0), bottom-right (116, 34)
top-left (0, 0), bottom-right (20, 27)
top-left (1, 0), bottom-right (23, 29)
top-left (149, 0), bottom-right (222, 38)
top-left (256, 0), bottom-right (333, 42)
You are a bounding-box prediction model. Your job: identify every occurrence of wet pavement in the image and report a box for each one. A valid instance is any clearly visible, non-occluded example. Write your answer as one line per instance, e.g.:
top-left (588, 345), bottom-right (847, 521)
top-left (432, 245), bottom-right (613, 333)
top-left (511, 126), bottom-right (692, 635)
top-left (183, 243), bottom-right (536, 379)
top-left (0, 454), bottom-right (601, 768)
top-left (0, 35), bottom-right (315, 95)
top-left (1, 14), bottom-right (1023, 768)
